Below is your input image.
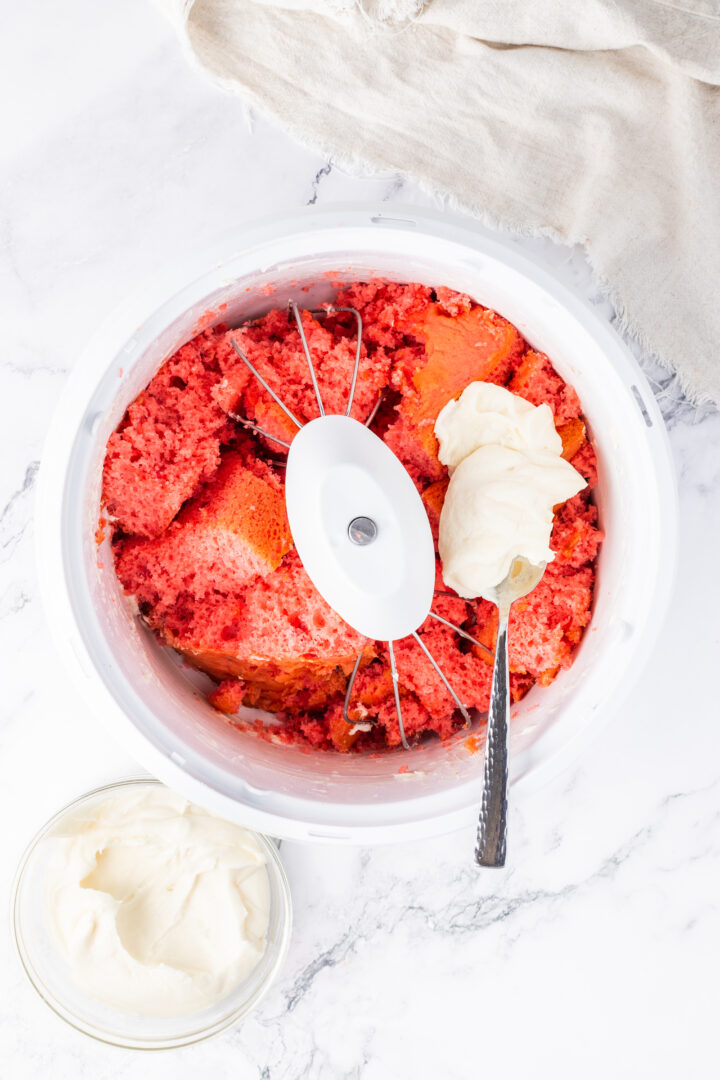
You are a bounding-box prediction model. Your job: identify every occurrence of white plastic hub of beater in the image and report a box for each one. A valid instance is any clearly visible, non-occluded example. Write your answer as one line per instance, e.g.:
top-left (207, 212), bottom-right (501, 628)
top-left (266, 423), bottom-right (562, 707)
top-left (285, 415), bottom-right (436, 641)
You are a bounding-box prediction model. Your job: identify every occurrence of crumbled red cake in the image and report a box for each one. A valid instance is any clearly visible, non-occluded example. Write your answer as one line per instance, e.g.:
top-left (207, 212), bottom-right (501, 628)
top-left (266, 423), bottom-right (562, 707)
top-left (115, 448), bottom-right (292, 612)
top-left (231, 306), bottom-right (391, 452)
top-left (104, 281), bottom-right (603, 753)
top-left (103, 327), bottom-right (250, 537)
top-left (508, 349), bottom-right (582, 425)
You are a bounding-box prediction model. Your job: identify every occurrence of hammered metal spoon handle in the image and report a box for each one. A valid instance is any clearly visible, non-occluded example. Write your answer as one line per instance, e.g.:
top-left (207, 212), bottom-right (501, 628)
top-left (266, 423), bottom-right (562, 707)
top-left (475, 607), bottom-right (510, 867)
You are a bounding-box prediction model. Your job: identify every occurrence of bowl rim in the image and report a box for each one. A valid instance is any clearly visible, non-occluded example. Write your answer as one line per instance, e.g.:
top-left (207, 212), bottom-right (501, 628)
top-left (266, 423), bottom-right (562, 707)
top-left (34, 203), bottom-right (679, 843)
top-left (11, 776), bottom-right (293, 1050)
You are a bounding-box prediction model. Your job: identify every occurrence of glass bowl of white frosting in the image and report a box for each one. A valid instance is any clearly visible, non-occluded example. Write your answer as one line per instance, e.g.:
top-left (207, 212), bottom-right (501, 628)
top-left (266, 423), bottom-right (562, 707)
top-left (12, 778), bottom-right (292, 1049)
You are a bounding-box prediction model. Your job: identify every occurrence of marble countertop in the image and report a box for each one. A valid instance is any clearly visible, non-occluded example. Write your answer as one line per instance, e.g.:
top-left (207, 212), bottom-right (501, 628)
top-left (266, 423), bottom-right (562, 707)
top-left (2, 2), bottom-right (719, 1077)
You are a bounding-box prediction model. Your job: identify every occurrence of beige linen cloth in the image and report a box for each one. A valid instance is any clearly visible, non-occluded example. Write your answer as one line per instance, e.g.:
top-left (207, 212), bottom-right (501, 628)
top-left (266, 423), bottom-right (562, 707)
top-left (159, 0), bottom-right (720, 405)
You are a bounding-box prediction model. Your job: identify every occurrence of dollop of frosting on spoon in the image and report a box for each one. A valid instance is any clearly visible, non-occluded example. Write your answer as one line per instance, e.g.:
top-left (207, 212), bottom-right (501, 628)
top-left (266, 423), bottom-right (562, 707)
top-left (435, 382), bottom-right (587, 600)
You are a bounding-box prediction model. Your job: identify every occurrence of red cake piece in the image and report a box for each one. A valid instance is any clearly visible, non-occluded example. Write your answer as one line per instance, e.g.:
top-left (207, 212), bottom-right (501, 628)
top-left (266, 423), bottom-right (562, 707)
top-left (510, 672), bottom-right (536, 704)
top-left (320, 655), bottom-right (438, 749)
top-left (568, 440), bottom-right (599, 487)
top-left (474, 562), bottom-right (594, 679)
top-left (341, 660), bottom-right (440, 747)
top-left (383, 413), bottom-right (445, 486)
top-left (251, 400), bottom-right (299, 455)
top-left (551, 493), bottom-right (604, 571)
top-left (375, 694), bottom-right (440, 747)
top-left (425, 559), bottom-right (469, 627)
top-left (508, 349), bottom-right (582, 425)
top-left (232, 307), bottom-right (392, 451)
top-left (388, 626), bottom-right (493, 718)
top-left (556, 417), bottom-right (599, 487)
top-left (165, 550), bottom-right (372, 706)
top-left (114, 450), bottom-right (292, 612)
top-left (334, 280), bottom-right (434, 349)
top-left (434, 287), bottom-right (474, 317)
top-left (103, 327), bottom-right (250, 537)
top-left (347, 660), bottom-right (397, 714)
top-left (208, 678), bottom-right (247, 714)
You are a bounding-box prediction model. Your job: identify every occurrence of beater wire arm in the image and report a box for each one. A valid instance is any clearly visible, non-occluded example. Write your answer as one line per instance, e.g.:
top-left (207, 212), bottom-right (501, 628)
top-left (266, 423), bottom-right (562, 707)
top-left (303, 304), bottom-right (364, 419)
top-left (428, 611), bottom-right (494, 661)
top-left (230, 338), bottom-right (304, 430)
top-left (364, 393), bottom-right (383, 428)
top-left (337, 307), bottom-right (363, 417)
top-left (387, 640), bottom-right (410, 751)
top-left (228, 412), bottom-right (292, 450)
top-left (342, 650), bottom-right (365, 725)
top-left (411, 631), bottom-right (471, 726)
top-left (290, 301), bottom-right (325, 417)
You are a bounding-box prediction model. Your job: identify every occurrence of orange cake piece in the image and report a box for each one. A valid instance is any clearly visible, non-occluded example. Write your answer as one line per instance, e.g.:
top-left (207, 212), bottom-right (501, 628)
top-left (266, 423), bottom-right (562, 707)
top-left (346, 660), bottom-right (396, 716)
top-left (103, 327), bottom-right (250, 538)
top-left (180, 450), bottom-right (292, 575)
top-left (384, 304), bottom-right (525, 484)
top-left (209, 667), bottom-right (350, 716)
top-left (208, 678), bottom-right (248, 715)
top-left (401, 303), bottom-right (525, 418)
top-left (326, 705), bottom-right (363, 753)
top-left (422, 478), bottom-right (449, 541)
top-left (113, 449), bottom-right (292, 611)
top-left (558, 418), bottom-right (587, 461)
top-left (556, 417), bottom-right (600, 486)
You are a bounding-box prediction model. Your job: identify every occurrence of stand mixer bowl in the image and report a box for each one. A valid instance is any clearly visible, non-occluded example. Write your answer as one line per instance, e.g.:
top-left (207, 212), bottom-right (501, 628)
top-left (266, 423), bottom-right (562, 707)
top-left (35, 206), bottom-right (677, 843)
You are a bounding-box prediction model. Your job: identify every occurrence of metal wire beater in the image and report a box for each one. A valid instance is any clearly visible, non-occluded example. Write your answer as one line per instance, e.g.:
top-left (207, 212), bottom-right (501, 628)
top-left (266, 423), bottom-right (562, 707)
top-left (229, 301), bottom-right (493, 750)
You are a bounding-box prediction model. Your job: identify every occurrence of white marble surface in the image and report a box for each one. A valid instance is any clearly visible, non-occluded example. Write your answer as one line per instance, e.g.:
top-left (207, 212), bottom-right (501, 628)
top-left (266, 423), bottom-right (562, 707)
top-left (1, 2), bottom-right (719, 1077)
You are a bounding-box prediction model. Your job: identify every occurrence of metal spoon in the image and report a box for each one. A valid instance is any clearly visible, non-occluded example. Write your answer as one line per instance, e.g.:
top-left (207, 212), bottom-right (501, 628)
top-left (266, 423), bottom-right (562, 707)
top-left (475, 556), bottom-right (546, 868)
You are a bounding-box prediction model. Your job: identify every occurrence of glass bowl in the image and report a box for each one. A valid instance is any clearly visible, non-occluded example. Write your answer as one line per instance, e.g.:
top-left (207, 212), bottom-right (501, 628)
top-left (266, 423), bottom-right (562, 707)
top-left (12, 778), bottom-right (292, 1049)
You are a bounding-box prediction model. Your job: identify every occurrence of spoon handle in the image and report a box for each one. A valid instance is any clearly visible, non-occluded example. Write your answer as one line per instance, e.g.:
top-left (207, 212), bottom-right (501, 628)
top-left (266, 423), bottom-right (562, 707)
top-left (475, 610), bottom-right (510, 868)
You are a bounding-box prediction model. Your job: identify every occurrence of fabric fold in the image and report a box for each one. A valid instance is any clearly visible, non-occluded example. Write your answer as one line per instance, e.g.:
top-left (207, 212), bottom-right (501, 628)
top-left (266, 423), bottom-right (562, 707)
top-left (158, 0), bottom-right (720, 404)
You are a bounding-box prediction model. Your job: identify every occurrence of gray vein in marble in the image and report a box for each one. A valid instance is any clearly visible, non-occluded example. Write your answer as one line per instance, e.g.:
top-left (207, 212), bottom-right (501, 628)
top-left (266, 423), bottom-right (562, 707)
top-left (0, 460), bottom-right (38, 564)
top-left (0, 215), bottom-right (32, 300)
top-left (278, 780), bottom-right (720, 1016)
top-left (0, 586), bottom-right (31, 618)
top-left (307, 162), bottom-right (333, 205)
top-left (381, 174), bottom-right (405, 201)
top-left (285, 926), bottom-right (359, 1012)
top-left (0, 359), bottom-right (69, 378)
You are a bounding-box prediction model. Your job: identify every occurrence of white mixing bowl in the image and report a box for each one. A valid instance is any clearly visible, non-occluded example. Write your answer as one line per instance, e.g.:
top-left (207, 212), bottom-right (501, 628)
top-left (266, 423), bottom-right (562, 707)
top-left (36, 206), bottom-right (677, 843)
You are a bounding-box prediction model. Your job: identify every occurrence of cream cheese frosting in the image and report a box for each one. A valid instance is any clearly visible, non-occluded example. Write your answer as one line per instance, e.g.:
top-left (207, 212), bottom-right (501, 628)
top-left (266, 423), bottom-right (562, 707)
top-left (45, 786), bottom-right (270, 1017)
top-left (435, 382), bottom-right (586, 600)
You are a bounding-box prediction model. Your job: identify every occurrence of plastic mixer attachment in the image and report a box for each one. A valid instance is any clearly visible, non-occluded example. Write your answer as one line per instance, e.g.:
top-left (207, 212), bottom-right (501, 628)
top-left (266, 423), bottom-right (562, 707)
top-left (230, 302), bottom-right (492, 749)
